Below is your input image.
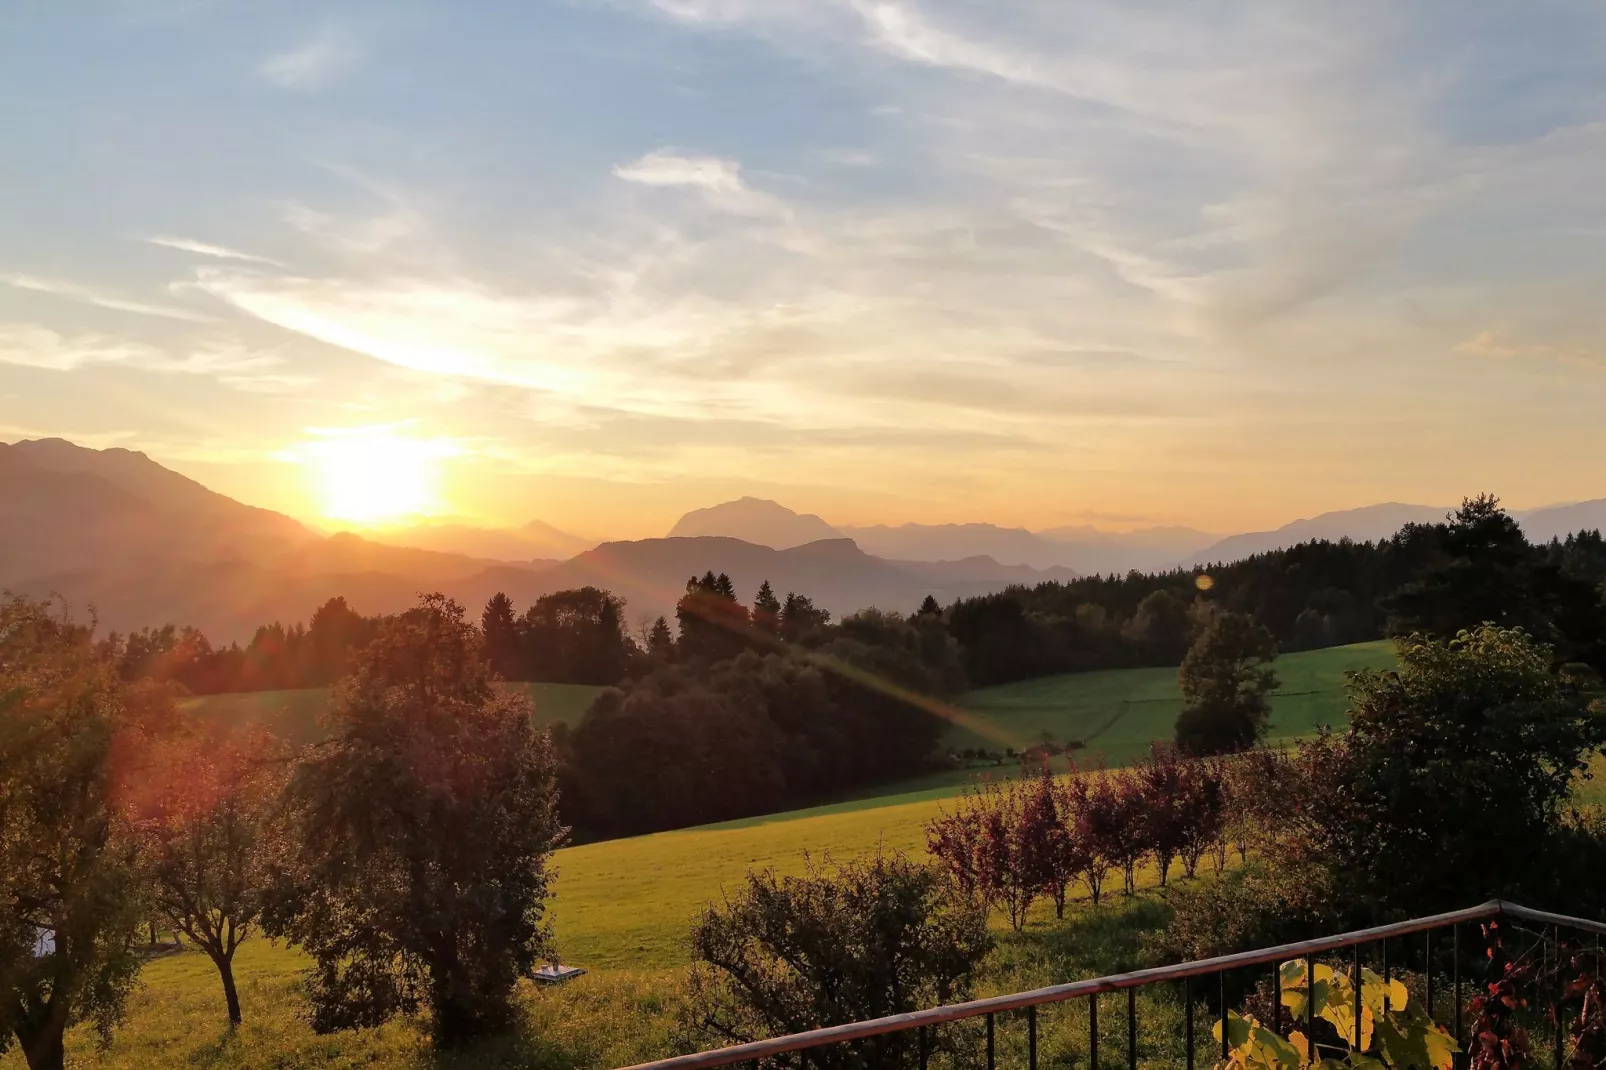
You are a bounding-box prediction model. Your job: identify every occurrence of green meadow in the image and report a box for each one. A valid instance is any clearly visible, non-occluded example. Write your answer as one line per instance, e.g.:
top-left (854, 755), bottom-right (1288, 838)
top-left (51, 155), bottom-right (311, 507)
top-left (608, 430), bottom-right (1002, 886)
top-left (13, 642), bottom-right (1402, 1069)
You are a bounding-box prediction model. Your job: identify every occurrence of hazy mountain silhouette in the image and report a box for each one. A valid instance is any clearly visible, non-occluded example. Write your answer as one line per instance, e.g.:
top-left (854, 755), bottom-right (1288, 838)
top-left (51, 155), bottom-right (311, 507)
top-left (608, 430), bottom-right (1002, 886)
top-left (476, 536), bottom-right (1080, 625)
top-left (841, 523), bottom-right (1067, 569)
top-left (10, 438), bottom-right (311, 546)
top-left (844, 521), bottom-right (1216, 574)
top-left (1519, 499), bottom-right (1606, 543)
top-left (1182, 503), bottom-right (1451, 566)
top-left (1, 440), bottom-right (548, 640)
top-left (366, 517), bottom-right (590, 563)
top-left (8, 439), bottom-right (1602, 641)
top-left (668, 497), bottom-right (842, 548)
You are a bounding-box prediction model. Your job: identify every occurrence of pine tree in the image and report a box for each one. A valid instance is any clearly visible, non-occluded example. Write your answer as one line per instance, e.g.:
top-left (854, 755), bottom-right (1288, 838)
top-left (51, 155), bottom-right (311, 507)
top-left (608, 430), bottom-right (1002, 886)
top-left (647, 616), bottom-right (674, 658)
top-left (753, 581), bottom-right (781, 633)
top-left (480, 593), bottom-right (522, 680)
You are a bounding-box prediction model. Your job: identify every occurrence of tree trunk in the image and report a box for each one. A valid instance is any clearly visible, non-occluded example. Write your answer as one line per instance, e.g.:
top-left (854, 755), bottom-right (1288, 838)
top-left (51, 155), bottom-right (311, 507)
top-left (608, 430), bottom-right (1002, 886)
top-left (214, 951), bottom-right (242, 1026)
top-left (15, 1017), bottom-right (67, 1070)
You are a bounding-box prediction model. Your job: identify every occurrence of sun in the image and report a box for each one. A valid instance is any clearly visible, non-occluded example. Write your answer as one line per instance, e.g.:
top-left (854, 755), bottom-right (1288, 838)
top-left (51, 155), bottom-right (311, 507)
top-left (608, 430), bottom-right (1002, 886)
top-left (305, 430), bottom-right (449, 526)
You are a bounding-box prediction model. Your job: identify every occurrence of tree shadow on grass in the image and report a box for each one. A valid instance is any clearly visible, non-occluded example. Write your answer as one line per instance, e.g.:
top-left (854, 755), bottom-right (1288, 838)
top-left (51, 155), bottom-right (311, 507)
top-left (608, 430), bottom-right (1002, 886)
top-left (988, 892), bottom-right (1175, 994)
top-left (419, 1029), bottom-right (584, 1070)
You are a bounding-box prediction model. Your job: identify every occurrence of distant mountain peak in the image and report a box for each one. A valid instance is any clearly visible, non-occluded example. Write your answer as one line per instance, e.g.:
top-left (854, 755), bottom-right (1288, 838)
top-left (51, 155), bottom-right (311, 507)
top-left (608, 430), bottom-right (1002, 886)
top-left (667, 498), bottom-right (843, 550)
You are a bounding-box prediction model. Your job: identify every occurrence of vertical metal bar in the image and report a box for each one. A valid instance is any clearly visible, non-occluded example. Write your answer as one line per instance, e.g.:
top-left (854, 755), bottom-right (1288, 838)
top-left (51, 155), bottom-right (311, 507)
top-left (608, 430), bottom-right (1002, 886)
top-left (1381, 938), bottom-right (1389, 1014)
top-left (1353, 942), bottom-right (1363, 1051)
top-left (1273, 960), bottom-right (1282, 1035)
top-left (1127, 986), bottom-right (1137, 1070)
top-left (1555, 925), bottom-right (1566, 1070)
top-left (1221, 970), bottom-right (1229, 1061)
top-left (1091, 993), bottom-right (1099, 1070)
top-left (1028, 1004), bottom-right (1037, 1070)
top-left (1426, 931), bottom-right (1435, 1018)
top-left (919, 1024), bottom-right (929, 1070)
top-left (1306, 953), bottom-right (1316, 1066)
top-left (1453, 924), bottom-right (1463, 1052)
top-left (986, 1012), bottom-right (995, 1070)
top-left (1184, 977), bottom-right (1193, 1070)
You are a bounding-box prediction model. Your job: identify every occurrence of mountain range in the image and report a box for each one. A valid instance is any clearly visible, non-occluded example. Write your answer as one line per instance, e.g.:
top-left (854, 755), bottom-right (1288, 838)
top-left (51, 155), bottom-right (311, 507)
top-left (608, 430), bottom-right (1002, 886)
top-left (5, 438), bottom-right (1603, 641)
top-left (0, 441), bottom-right (1086, 640)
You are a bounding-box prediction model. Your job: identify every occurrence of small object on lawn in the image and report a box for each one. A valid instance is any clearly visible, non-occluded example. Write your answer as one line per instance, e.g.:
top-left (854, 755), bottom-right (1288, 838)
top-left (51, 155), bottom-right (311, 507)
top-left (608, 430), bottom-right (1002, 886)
top-left (534, 962), bottom-right (586, 985)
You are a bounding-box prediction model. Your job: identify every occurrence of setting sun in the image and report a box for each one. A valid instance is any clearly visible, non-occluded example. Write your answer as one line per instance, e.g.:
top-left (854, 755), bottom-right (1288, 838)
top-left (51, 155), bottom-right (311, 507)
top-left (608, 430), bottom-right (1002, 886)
top-left (303, 429), bottom-right (451, 526)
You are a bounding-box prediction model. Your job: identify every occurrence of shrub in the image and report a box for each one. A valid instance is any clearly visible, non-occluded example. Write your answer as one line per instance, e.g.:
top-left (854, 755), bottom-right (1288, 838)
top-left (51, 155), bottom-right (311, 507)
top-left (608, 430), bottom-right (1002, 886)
top-left (685, 851), bottom-right (991, 1070)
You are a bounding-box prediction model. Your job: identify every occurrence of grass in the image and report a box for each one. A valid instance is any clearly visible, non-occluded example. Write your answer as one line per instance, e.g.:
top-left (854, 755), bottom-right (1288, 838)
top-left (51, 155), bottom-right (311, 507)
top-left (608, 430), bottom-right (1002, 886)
top-left (17, 643), bottom-right (1400, 1068)
top-left (949, 640), bottom-right (1395, 766)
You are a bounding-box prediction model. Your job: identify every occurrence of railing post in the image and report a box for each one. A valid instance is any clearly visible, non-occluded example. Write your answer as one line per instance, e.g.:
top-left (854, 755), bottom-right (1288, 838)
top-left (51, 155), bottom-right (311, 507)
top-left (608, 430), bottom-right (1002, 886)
top-left (1305, 953), bottom-right (1315, 1066)
top-left (1183, 977), bottom-right (1193, 1070)
top-left (1272, 960), bottom-right (1281, 1035)
top-left (986, 1012), bottom-right (994, 1070)
top-left (1426, 931), bottom-right (1435, 1018)
top-left (1127, 986), bottom-right (1136, 1070)
top-left (1555, 925), bottom-right (1565, 1070)
top-left (919, 1024), bottom-right (928, 1070)
top-left (1453, 923), bottom-right (1463, 1054)
top-left (1090, 992), bottom-right (1099, 1070)
top-left (1380, 938), bottom-right (1389, 1013)
top-left (1352, 943), bottom-right (1362, 1051)
top-left (1028, 1004), bottom-right (1037, 1070)
top-left (1220, 970), bottom-right (1229, 1062)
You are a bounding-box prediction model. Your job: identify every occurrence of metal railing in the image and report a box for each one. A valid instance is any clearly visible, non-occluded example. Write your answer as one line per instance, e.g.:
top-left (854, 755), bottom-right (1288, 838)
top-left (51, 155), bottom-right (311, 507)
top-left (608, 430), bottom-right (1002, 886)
top-left (624, 900), bottom-right (1606, 1070)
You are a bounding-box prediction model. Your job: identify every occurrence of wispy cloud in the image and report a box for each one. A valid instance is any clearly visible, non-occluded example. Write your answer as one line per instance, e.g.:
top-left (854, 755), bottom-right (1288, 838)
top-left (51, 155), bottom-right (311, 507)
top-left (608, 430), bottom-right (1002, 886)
top-left (259, 26), bottom-right (361, 90)
top-left (614, 149), bottom-right (789, 217)
top-left (0, 324), bottom-right (314, 399)
top-left (3, 274), bottom-right (215, 323)
top-left (145, 235), bottom-right (284, 266)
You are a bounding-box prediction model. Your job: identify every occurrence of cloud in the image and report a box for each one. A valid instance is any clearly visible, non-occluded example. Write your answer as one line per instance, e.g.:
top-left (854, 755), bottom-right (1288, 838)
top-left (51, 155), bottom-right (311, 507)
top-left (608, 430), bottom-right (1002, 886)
top-left (259, 27), bottom-right (361, 90)
top-left (614, 149), bottom-right (788, 217)
top-left (1458, 330), bottom-right (1605, 371)
top-left (3, 274), bottom-right (216, 322)
top-left (145, 235), bottom-right (284, 265)
top-left (0, 325), bottom-right (161, 372)
top-left (0, 324), bottom-right (302, 388)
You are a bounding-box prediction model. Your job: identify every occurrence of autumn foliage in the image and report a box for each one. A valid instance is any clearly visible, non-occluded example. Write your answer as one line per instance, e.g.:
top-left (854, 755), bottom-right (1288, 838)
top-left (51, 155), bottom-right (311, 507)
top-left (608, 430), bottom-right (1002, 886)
top-left (926, 745), bottom-right (1233, 927)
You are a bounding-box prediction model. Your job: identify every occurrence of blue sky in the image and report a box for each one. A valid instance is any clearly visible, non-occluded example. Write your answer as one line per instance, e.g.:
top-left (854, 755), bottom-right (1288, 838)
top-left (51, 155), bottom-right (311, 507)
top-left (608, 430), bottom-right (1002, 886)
top-left (2, 1), bottom-right (1605, 536)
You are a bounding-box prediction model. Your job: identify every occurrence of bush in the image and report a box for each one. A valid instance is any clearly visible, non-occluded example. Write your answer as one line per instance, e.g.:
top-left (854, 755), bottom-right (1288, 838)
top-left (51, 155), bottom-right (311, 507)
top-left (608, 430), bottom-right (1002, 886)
top-left (684, 851), bottom-right (991, 1070)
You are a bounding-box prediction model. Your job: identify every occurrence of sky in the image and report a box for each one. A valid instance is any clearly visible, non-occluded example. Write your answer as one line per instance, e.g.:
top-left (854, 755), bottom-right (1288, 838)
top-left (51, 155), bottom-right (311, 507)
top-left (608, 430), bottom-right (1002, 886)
top-left (3, 1), bottom-right (1605, 539)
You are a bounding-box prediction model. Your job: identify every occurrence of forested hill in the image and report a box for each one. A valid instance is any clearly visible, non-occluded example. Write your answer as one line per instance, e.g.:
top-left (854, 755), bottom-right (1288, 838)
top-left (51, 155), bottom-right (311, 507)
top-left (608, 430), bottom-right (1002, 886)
top-left (946, 497), bottom-right (1606, 687)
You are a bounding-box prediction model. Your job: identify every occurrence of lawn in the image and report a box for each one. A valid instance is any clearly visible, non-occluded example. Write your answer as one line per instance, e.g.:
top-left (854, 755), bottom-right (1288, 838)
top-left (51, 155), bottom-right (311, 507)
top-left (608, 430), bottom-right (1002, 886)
top-left (948, 640), bottom-right (1394, 767)
top-left (23, 638), bottom-right (1606, 1070)
top-left (15, 642), bottom-right (1403, 1068)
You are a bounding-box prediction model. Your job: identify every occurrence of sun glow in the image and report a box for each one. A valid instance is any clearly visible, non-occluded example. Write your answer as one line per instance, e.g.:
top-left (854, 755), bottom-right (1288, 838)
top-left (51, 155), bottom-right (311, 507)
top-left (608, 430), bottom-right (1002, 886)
top-left (302, 428), bottom-right (454, 526)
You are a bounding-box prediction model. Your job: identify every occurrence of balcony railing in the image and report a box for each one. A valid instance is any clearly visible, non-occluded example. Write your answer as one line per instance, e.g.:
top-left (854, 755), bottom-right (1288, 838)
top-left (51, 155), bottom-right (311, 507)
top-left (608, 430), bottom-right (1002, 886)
top-left (622, 900), bottom-right (1606, 1070)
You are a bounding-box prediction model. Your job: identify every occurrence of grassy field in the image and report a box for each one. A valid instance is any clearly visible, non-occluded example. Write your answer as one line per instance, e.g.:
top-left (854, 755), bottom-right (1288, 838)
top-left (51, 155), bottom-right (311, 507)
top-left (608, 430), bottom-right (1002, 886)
top-left (168, 642), bottom-right (1397, 974)
top-left (13, 643), bottom-right (1402, 1068)
top-left (181, 681), bottom-right (605, 744)
top-left (949, 640), bottom-right (1394, 766)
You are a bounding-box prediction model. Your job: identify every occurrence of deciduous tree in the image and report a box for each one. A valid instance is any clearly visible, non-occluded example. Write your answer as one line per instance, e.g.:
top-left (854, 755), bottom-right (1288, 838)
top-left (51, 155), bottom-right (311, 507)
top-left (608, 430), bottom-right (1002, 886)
top-left (1175, 610), bottom-right (1280, 755)
top-left (0, 597), bottom-right (172, 1070)
top-left (265, 595), bottom-right (566, 1048)
top-left (131, 728), bottom-right (283, 1026)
